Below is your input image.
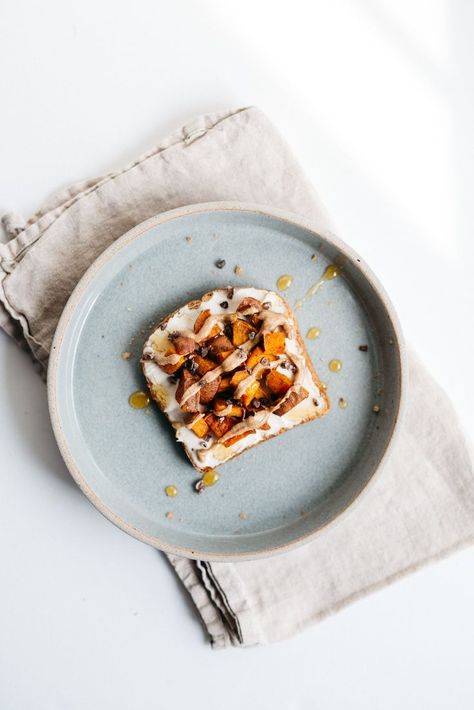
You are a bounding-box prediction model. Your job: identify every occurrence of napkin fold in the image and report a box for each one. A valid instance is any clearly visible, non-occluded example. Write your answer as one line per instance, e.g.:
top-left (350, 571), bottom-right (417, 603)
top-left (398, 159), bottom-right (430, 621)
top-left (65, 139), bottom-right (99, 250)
top-left (1, 107), bottom-right (473, 648)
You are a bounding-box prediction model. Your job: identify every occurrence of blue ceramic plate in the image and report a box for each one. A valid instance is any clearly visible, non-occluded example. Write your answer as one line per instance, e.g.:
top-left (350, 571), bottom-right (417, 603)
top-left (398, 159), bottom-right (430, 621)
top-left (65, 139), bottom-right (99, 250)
top-left (48, 203), bottom-right (406, 561)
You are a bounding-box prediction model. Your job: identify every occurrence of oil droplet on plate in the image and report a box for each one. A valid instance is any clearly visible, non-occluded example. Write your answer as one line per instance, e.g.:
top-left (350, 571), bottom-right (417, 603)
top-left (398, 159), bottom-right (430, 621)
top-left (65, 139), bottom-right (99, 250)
top-left (338, 398), bottom-right (348, 409)
top-left (328, 359), bottom-right (342, 373)
top-left (165, 485), bottom-right (178, 497)
top-left (128, 391), bottom-right (150, 409)
top-left (307, 327), bottom-right (320, 339)
top-left (277, 274), bottom-right (293, 291)
top-left (202, 470), bottom-right (220, 487)
top-left (322, 264), bottom-right (340, 280)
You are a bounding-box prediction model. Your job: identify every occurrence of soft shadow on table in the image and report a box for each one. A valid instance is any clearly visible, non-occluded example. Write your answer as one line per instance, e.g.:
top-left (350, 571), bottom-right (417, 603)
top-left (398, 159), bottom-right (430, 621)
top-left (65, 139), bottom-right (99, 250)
top-left (1, 335), bottom-right (78, 491)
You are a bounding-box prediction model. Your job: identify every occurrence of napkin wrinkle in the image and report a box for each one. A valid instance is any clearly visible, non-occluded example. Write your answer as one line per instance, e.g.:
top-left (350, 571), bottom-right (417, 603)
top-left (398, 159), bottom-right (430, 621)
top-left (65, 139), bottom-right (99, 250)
top-left (1, 106), bottom-right (472, 648)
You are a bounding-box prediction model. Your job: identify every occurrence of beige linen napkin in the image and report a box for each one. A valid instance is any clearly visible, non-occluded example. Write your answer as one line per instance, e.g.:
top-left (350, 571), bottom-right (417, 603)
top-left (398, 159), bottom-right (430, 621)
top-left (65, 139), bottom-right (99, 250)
top-left (1, 107), bottom-right (473, 648)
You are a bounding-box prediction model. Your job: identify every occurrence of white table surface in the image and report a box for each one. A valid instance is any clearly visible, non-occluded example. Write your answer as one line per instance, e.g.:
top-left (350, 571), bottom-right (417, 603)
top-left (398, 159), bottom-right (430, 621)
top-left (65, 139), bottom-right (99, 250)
top-left (1, 1), bottom-right (473, 708)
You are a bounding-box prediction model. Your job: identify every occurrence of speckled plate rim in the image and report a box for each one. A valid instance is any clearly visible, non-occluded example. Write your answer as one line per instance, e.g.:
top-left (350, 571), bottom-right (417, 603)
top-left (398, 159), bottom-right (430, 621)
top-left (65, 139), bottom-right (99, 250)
top-left (48, 201), bottom-right (408, 562)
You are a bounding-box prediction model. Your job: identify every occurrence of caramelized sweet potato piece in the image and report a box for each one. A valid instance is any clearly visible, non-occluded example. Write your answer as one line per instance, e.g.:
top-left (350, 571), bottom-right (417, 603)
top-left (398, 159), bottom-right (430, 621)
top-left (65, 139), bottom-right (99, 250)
top-left (230, 370), bottom-right (248, 387)
top-left (213, 399), bottom-right (245, 418)
top-left (193, 354), bottom-right (216, 376)
top-left (215, 350), bottom-right (234, 364)
top-left (246, 346), bottom-right (265, 370)
top-left (223, 430), bottom-right (255, 448)
top-left (191, 417), bottom-right (210, 438)
top-left (232, 319), bottom-right (257, 346)
top-left (173, 335), bottom-right (197, 355)
top-left (266, 369), bottom-right (293, 396)
top-left (199, 376), bottom-right (221, 405)
top-left (218, 375), bottom-right (232, 392)
top-left (208, 334), bottom-right (234, 356)
top-left (241, 380), bottom-right (268, 407)
top-left (175, 369), bottom-right (200, 412)
top-left (237, 297), bottom-right (261, 312)
top-left (194, 309), bottom-right (220, 339)
top-left (263, 331), bottom-right (286, 355)
top-left (273, 386), bottom-right (309, 416)
top-left (160, 346), bottom-right (185, 375)
top-left (204, 413), bottom-right (236, 438)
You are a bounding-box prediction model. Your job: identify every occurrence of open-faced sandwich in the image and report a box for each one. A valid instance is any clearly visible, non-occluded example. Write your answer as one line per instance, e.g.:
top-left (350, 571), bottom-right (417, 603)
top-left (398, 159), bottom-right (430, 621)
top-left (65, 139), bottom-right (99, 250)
top-left (141, 288), bottom-right (329, 473)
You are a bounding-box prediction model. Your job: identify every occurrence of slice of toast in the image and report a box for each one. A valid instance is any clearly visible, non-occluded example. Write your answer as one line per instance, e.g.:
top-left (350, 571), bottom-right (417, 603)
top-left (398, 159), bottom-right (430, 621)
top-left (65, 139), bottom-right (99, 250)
top-left (141, 287), bottom-right (329, 474)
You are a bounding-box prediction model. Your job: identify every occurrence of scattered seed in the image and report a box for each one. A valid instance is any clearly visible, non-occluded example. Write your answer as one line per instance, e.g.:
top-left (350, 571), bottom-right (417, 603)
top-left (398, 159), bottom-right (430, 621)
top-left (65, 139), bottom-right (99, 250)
top-left (262, 301), bottom-right (271, 310)
top-left (249, 331), bottom-right (256, 340)
top-left (227, 287), bottom-right (234, 300)
top-left (339, 398), bottom-right (348, 409)
top-left (239, 511), bottom-right (247, 520)
top-left (220, 301), bottom-right (229, 309)
top-left (359, 345), bottom-right (368, 352)
top-left (311, 254), bottom-right (318, 262)
top-left (372, 404), bottom-right (380, 413)
top-left (234, 265), bottom-right (242, 275)
top-left (216, 259), bottom-right (226, 269)
top-left (261, 357), bottom-right (270, 367)
top-left (165, 511), bottom-right (174, 520)
top-left (121, 351), bottom-right (131, 360)
top-left (185, 235), bottom-right (192, 243)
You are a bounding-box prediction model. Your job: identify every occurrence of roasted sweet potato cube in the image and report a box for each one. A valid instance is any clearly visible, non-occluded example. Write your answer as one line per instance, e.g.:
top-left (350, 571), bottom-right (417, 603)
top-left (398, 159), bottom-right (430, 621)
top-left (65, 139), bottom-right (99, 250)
top-left (173, 335), bottom-right (196, 355)
top-left (175, 369), bottom-right (200, 412)
top-left (199, 377), bottom-right (221, 405)
top-left (215, 350), bottom-right (234, 363)
top-left (191, 417), bottom-right (210, 438)
top-left (263, 331), bottom-right (286, 355)
top-left (241, 380), bottom-right (261, 407)
top-left (218, 375), bottom-right (232, 392)
top-left (230, 369), bottom-right (248, 387)
top-left (246, 346), bottom-right (265, 370)
top-left (204, 413), bottom-right (236, 438)
top-left (237, 297), bottom-right (261, 312)
top-left (273, 386), bottom-right (309, 416)
top-left (223, 430), bottom-right (255, 448)
top-left (160, 347), bottom-right (185, 374)
top-left (193, 309), bottom-right (221, 339)
top-left (208, 334), bottom-right (234, 356)
top-left (266, 369), bottom-right (293, 396)
top-left (213, 399), bottom-right (245, 418)
top-left (193, 354), bottom-right (215, 376)
top-left (232, 319), bottom-right (256, 346)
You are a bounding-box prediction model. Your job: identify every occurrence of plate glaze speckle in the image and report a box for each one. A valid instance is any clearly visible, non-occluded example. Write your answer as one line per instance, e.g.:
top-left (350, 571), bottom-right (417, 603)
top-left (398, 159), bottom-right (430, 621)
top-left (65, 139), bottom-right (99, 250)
top-left (48, 203), bottom-right (406, 561)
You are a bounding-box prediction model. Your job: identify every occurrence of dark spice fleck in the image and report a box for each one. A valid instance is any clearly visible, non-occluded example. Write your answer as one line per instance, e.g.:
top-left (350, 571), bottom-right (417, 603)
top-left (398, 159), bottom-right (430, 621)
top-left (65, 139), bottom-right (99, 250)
top-left (227, 287), bottom-right (234, 300)
top-left (249, 330), bottom-right (256, 340)
top-left (200, 345), bottom-right (209, 357)
top-left (168, 331), bottom-right (179, 341)
top-left (359, 345), bottom-right (368, 352)
top-left (159, 324), bottom-right (166, 331)
top-left (220, 301), bottom-right (229, 309)
top-left (200, 441), bottom-right (208, 448)
top-left (260, 398), bottom-right (271, 408)
top-left (262, 301), bottom-right (271, 310)
top-left (168, 375), bottom-right (178, 384)
top-left (313, 399), bottom-right (319, 406)
top-left (215, 259), bottom-right (226, 269)
top-left (224, 323), bottom-right (233, 338)
top-left (186, 359), bottom-right (198, 374)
